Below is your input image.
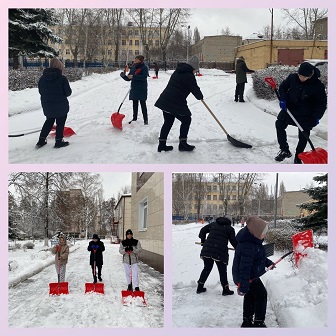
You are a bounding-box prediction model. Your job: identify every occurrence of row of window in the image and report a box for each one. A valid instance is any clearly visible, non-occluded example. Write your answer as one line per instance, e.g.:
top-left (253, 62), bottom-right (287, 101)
top-left (122, 39), bottom-right (159, 46)
top-left (206, 194), bottom-right (237, 201)
top-left (206, 185), bottom-right (237, 192)
top-left (64, 49), bottom-right (141, 56)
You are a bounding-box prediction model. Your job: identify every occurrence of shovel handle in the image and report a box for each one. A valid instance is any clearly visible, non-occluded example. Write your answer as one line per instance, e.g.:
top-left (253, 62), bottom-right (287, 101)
top-left (201, 100), bottom-right (229, 136)
top-left (117, 89), bottom-right (131, 113)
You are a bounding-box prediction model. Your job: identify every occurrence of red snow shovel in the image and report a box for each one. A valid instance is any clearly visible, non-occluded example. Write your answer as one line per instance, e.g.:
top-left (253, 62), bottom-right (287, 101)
top-left (292, 229), bottom-right (314, 267)
top-left (264, 77), bottom-right (327, 164)
top-left (50, 125), bottom-right (76, 137)
top-left (121, 251), bottom-right (146, 306)
top-left (85, 249), bottom-right (104, 294)
top-left (49, 249), bottom-right (69, 295)
top-left (111, 89), bottom-right (130, 130)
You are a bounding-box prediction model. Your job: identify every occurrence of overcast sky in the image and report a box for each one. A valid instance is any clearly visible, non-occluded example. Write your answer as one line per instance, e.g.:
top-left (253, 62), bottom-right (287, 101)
top-left (99, 172), bottom-right (132, 200)
top-left (188, 8), bottom-right (289, 39)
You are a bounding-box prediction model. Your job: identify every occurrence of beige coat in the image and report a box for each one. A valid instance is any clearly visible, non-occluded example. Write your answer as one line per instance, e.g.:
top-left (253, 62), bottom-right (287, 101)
top-left (51, 241), bottom-right (69, 265)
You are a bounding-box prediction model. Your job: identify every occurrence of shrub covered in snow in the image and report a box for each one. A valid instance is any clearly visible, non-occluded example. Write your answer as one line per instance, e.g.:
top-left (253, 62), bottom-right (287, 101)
top-left (23, 242), bottom-right (35, 249)
top-left (266, 220), bottom-right (299, 251)
top-left (253, 64), bottom-right (328, 101)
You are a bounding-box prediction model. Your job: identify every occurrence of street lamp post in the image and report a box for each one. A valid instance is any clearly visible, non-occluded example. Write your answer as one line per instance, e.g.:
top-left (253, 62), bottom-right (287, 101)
top-left (181, 24), bottom-right (191, 61)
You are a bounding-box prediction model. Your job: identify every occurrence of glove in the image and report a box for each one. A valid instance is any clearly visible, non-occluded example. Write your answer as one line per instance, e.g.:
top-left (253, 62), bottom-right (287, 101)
top-left (120, 71), bottom-right (125, 77)
top-left (55, 245), bottom-right (60, 251)
top-left (279, 100), bottom-right (287, 110)
top-left (125, 246), bottom-right (133, 252)
top-left (237, 288), bottom-right (246, 296)
top-left (90, 245), bottom-right (99, 250)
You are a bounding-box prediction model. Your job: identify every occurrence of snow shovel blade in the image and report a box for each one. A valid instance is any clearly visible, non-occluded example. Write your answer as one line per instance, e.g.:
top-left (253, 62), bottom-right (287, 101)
top-left (121, 290), bottom-right (133, 304)
top-left (49, 282), bottom-right (69, 295)
top-left (85, 283), bottom-right (105, 294)
top-left (227, 134), bottom-right (252, 149)
top-left (298, 147), bottom-right (328, 164)
top-left (292, 229), bottom-right (314, 267)
top-left (133, 290), bottom-right (147, 306)
top-left (111, 112), bottom-right (125, 130)
top-left (50, 125), bottom-right (76, 137)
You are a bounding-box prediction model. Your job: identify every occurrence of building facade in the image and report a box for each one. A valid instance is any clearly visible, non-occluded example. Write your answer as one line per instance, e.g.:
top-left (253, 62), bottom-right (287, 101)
top-left (114, 194), bottom-right (132, 242)
top-left (276, 191), bottom-right (312, 218)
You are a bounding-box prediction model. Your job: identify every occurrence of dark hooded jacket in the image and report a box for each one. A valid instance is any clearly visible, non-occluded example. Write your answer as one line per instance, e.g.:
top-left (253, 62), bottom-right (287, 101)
top-left (38, 68), bottom-right (72, 118)
top-left (279, 67), bottom-right (327, 126)
top-left (121, 62), bottom-right (148, 100)
top-left (154, 62), bottom-right (203, 116)
top-left (235, 58), bottom-right (254, 84)
top-left (88, 239), bottom-right (105, 266)
top-left (232, 227), bottom-right (273, 293)
top-left (199, 216), bottom-right (237, 264)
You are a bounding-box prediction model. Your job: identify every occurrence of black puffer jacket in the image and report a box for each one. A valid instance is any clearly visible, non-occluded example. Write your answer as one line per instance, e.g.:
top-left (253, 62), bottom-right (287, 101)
top-left (232, 227), bottom-right (273, 293)
top-left (279, 68), bottom-right (327, 125)
top-left (88, 239), bottom-right (105, 266)
top-left (121, 62), bottom-right (148, 100)
top-left (38, 68), bottom-right (72, 118)
top-left (235, 58), bottom-right (254, 84)
top-left (199, 217), bottom-right (237, 264)
top-left (154, 62), bottom-right (203, 116)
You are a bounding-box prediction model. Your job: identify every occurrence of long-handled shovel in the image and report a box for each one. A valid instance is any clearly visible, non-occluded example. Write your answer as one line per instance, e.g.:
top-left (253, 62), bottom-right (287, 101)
top-left (111, 89), bottom-right (130, 130)
top-left (49, 249), bottom-right (69, 295)
top-left (8, 125), bottom-right (76, 138)
top-left (201, 100), bottom-right (252, 148)
top-left (264, 76), bottom-right (327, 164)
top-left (292, 229), bottom-right (314, 267)
top-left (85, 248), bottom-right (104, 294)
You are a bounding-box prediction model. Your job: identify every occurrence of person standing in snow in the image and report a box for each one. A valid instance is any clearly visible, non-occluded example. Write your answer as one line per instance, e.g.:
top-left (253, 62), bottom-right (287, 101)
top-left (196, 215), bottom-right (237, 296)
top-left (153, 62), bottom-right (159, 78)
top-left (120, 55), bottom-right (149, 125)
top-left (232, 216), bottom-right (275, 328)
top-left (119, 229), bottom-right (142, 291)
top-left (274, 62), bottom-right (327, 163)
top-left (51, 234), bottom-right (69, 282)
top-left (36, 58), bottom-right (72, 149)
top-left (88, 234), bottom-right (105, 283)
top-left (234, 56), bottom-right (255, 102)
top-left (155, 55), bottom-right (203, 152)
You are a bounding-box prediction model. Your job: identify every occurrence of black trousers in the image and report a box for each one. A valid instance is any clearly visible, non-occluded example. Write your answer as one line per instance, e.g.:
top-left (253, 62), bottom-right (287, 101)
top-left (243, 278), bottom-right (267, 321)
top-left (159, 111), bottom-right (191, 140)
top-left (39, 114), bottom-right (68, 140)
top-left (132, 100), bottom-right (148, 122)
top-left (275, 116), bottom-right (312, 156)
top-left (235, 83), bottom-right (245, 101)
top-left (198, 257), bottom-right (229, 287)
top-left (91, 264), bottom-right (102, 277)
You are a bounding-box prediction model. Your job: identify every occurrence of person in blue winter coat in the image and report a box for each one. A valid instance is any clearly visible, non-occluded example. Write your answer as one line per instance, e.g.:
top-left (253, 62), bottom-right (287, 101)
top-left (154, 55), bottom-right (204, 152)
top-left (196, 216), bottom-right (237, 296)
top-left (275, 61), bottom-right (327, 163)
top-left (88, 234), bottom-right (105, 283)
top-left (232, 216), bottom-right (275, 328)
top-left (120, 55), bottom-right (148, 125)
top-left (36, 58), bottom-right (72, 149)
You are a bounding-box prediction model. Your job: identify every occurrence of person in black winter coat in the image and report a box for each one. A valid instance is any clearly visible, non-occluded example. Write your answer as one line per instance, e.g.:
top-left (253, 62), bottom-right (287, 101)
top-left (196, 216), bottom-right (237, 296)
top-left (88, 234), bottom-right (105, 283)
top-left (232, 216), bottom-right (275, 328)
top-left (275, 62), bottom-right (327, 163)
top-left (155, 55), bottom-right (204, 152)
top-left (120, 55), bottom-right (148, 125)
top-left (235, 56), bottom-right (255, 102)
top-left (36, 58), bottom-right (72, 149)
top-left (153, 62), bottom-right (159, 78)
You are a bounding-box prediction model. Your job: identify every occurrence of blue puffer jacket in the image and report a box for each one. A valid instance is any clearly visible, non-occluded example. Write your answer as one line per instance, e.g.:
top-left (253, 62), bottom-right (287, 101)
top-left (121, 62), bottom-right (148, 101)
top-left (232, 227), bottom-right (273, 293)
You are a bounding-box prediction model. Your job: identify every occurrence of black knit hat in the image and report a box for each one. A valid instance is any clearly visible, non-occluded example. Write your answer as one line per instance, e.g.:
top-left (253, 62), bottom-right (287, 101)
top-left (125, 229), bottom-right (133, 236)
top-left (92, 234), bottom-right (99, 239)
top-left (298, 62), bottom-right (315, 77)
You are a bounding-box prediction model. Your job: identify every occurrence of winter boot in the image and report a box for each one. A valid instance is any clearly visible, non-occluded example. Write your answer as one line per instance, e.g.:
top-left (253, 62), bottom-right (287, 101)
top-left (127, 283), bottom-right (133, 291)
top-left (54, 139), bottom-right (69, 148)
top-left (239, 98), bottom-right (245, 102)
top-left (35, 137), bottom-right (47, 149)
top-left (241, 317), bottom-right (254, 328)
top-left (234, 95), bottom-right (238, 102)
top-left (158, 139), bottom-right (173, 152)
top-left (253, 320), bottom-right (267, 328)
top-left (134, 287), bottom-right (140, 291)
top-left (222, 284), bottom-right (234, 296)
top-left (179, 138), bottom-right (195, 152)
top-left (98, 276), bottom-right (102, 282)
top-left (196, 283), bottom-right (207, 294)
top-left (294, 154), bottom-right (302, 164)
top-left (274, 149), bottom-right (292, 162)
top-left (128, 119), bottom-right (137, 124)
top-left (93, 275), bottom-right (97, 284)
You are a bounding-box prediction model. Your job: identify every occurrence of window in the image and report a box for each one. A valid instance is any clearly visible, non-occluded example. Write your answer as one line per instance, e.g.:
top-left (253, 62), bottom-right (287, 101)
top-left (134, 30), bottom-right (139, 35)
top-left (122, 30), bottom-right (126, 35)
top-left (135, 40), bottom-right (139, 46)
top-left (219, 195), bottom-right (224, 200)
top-left (213, 195), bottom-right (217, 200)
top-left (232, 186), bottom-right (236, 191)
top-left (66, 49), bottom-right (70, 55)
top-left (213, 205), bottom-right (217, 210)
top-left (138, 197), bottom-right (148, 230)
top-left (135, 50), bottom-right (139, 55)
top-left (155, 40), bottom-right (159, 46)
top-left (207, 195), bottom-right (211, 200)
top-left (232, 195), bottom-right (236, 200)
top-left (128, 30), bottom-right (133, 36)
top-left (121, 50), bottom-right (126, 56)
top-left (207, 186), bottom-right (211, 191)
top-left (129, 40), bottom-right (133, 45)
top-left (122, 40), bottom-right (126, 46)
top-left (129, 50), bottom-right (133, 55)
top-left (108, 50), bottom-right (112, 55)
top-left (320, 24), bottom-right (324, 31)
top-left (212, 185), bottom-right (217, 191)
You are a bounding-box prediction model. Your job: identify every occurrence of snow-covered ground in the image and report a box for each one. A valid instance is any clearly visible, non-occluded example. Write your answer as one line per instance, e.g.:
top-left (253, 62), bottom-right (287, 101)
top-left (8, 68), bottom-right (328, 164)
top-left (172, 222), bottom-right (327, 328)
top-left (8, 239), bottom-right (164, 328)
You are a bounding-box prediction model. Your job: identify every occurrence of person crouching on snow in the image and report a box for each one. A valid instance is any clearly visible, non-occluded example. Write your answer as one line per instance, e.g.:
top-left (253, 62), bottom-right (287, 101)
top-left (51, 234), bottom-right (69, 282)
top-left (88, 234), bottom-right (105, 283)
top-left (119, 229), bottom-right (142, 291)
top-left (154, 55), bottom-right (204, 152)
top-left (36, 58), bottom-right (72, 149)
top-left (232, 216), bottom-right (275, 328)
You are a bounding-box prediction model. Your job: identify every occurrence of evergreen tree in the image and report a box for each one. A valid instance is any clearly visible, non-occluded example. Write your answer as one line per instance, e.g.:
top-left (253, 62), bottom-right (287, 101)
top-left (296, 173), bottom-right (327, 231)
top-left (9, 8), bottom-right (62, 69)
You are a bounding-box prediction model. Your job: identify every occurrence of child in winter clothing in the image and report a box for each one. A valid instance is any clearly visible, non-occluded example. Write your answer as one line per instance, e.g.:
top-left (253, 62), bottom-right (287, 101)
top-left (36, 58), bottom-right (72, 149)
top-left (197, 216), bottom-right (237, 295)
top-left (235, 56), bottom-right (255, 102)
top-left (275, 61), bottom-right (327, 163)
top-left (51, 234), bottom-right (69, 282)
top-left (232, 216), bottom-right (275, 328)
top-left (120, 55), bottom-right (149, 125)
top-left (88, 234), bottom-right (105, 283)
top-left (119, 229), bottom-right (142, 291)
top-left (154, 55), bottom-right (204, 152)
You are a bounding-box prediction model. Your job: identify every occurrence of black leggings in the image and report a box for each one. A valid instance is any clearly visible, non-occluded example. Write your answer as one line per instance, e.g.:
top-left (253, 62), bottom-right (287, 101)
top-left (132, 100), bottom-right (148, 121)
top-left (39, 114), bottom-right (68, 140)
top-left (198, 257), bottom-right (229, 287)
top-left (91, 264), bottom-right (102, 277)
top-left (159, 111), bottom-right (192, 140)
top-left (243, 278), bottom-right (267, 321)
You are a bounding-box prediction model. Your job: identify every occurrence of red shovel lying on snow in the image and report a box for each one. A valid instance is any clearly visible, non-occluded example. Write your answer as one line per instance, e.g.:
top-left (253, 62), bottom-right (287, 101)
top-left (49, 249), bottom-right (69, 295)
top-left (111, 89), bottom-right (130, 130)
top-left (50, 125), bottom-right (76, 137)
top-left (264, 76), bottom-right (328, 164)
top-left (85, 249), bottom-right (104, 294)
